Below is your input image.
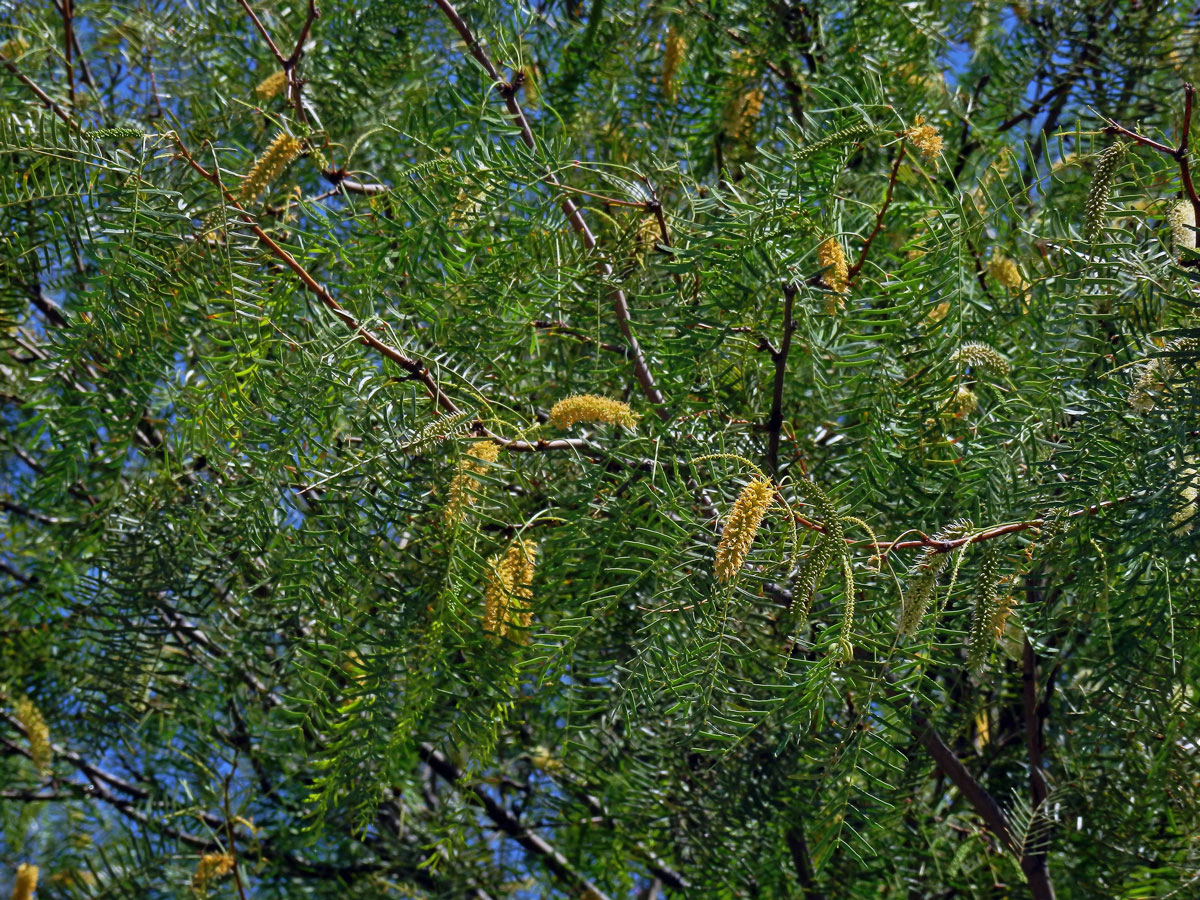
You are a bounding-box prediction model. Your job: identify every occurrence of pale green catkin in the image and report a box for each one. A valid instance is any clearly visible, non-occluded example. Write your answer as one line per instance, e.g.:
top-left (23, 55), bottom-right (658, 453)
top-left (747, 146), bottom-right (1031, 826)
top-left (950, 341), bottom-right (1011, 378)
top-left (1083, 141), bottom-right (1127, 241)
top-left (966, 541), bottom-right (1008, 671)
top-left (835, 553), bottom-right (856, 662)
top-left (898, 520), bottom-right (971, 636)
top-left (793, 123), bottom-right (876, 164)
top-left (85, 127), bottom-right (144, 140)
top-left (792, 533), bottom-right (836, 628)
top-left (1168, 199), bottom-right (1196, 256)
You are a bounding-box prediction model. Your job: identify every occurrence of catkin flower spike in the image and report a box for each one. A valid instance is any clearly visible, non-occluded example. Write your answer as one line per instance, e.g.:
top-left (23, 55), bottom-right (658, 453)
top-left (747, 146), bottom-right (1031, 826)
top-left (898, 520), bottom-right (972, 637)
top-left (239, 131), bottom-right (303, 203)
top-left (722, 87), bottom-right (763, 144)
top-left (1170, 460), bottom-right (1198, 536)
top-left (192, 853), bottom-right (235, 894)
top-left (792, 534), bottom-right (836, 628)
top-left (714, 478), bottom-right (776, 583)
top-left (1083, 141), bottom-right (1127, 241)
top-left (988, 255), bottom-right (1026, 293)
top-left (661, 24), bottom-right (686, 103)
top-left (12, 864), bottom-right (38, 900)
top-left (967, 542), bottom-right (1009, 671)
top-left (944, 384), bottom-right (979, 417)
top-left (793, 123), bottom-right (876, 164)
top-left (1168, 199), bottom-right (1196, 259)
top-left (14, 696), bottom-right (51, 777)
top-left (904, 116), bottom-right (943, 161)
top-left (950, 341), bottom-right (1011, 378)
top-left (255, 69), bottom-right (287, 100)
top-left (817, 237), bottom-right (849, 303)
top-left (445, 440), bottom-right (502, 525)
top-left (548, 394), bottom-right (639, 429)
top-left (482, 539), bottom-right (539, 643)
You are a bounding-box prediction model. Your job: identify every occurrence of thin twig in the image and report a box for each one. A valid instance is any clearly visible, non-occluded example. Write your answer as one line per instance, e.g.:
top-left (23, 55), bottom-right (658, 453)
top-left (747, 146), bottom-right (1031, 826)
top-left (236, 0), bottom-right (286, 64)
top-left (419, 743), bottom-right (615, 900)
top-left (848, 142), bottom-right (905, 280)
top-left (60, 0), bottom-right (76, 108)
top-left (0, 53), bottom-right (82, 132)
top-left (171, 136), bottom-right (591, 455)
top-left (288, 0), bottom-right (321, 66)
top-left (431, 0), bottom-right (666, 414)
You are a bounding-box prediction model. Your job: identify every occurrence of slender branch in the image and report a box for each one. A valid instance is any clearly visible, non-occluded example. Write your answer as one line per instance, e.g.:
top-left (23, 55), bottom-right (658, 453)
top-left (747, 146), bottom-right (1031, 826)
top-left (785, 820), bottom-right (824, 900)
top-left (847, 142), bottom-right (905, 280)
top-left (288, 0), bottom-right (321, 66)
top-left (418, 743), bottom-right (614, 900)
top-left (1021, 638), bottom-right (1050, 809)
top-left (0, 53), bottom-right (82, 132)
top-left (236, 0), bottom-right (286, 64)
top-left (911, 712), bottom-right (1017, 855)
top-left (532, 320), bottom-right (631, 357)
top-left (1103, 83), bottom-right (1200, 226)
top-left (431, 0), bottom-right (666, 414)
top-left (1019, 635), bottom-right (1058, 898)
top-left (1178, 84), bottom-right (1200, 226)
top-left (60, 0), bottom-right (76, 108)
top-left (175, 137), bottom-right (599, 456)
top-left (765, 284), bottom-right (797, 475)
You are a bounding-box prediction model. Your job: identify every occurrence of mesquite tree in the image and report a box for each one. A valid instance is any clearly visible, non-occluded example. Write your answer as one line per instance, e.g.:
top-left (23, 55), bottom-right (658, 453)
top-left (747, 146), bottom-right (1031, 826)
top-left (2, 1), bottom-right (1198, 898)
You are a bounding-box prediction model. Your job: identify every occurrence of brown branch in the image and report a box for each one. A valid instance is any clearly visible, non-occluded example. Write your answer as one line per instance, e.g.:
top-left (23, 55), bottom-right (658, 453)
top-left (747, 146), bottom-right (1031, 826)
top-left (288, 0), bottom-right (321, 67)
top-left (431, 0), bottom-right (666, 415)
top-left (0, 53), bottom-right (82, 132)
top-left (173, 141), bottom-right (600, 459)
top-left (60, 0), bottom-right (76, 108)
top-left (785, 820), bottom-right (824, 900)
top-left (532, 320), bottom-right (631, 357)
top-left (236, 0), bottom-right (286, 64)
top-left (1103, 84), bottom-right (1200, 226)
top-left (848, 142), bottom-right (905, 281)
top-left (418, 743), bottom-right (614, 900)
top-left (912, 712), bottom-right (1017, 854)
top-left (1021, 638), bottom-right (1050, 809)
top-left (1020, 635), bottom-right (1056, 900)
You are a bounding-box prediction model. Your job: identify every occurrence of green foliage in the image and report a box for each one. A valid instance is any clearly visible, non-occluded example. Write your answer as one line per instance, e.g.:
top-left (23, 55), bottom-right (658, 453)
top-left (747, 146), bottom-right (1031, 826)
top-left (2, 1), bottom-right (1200, 898)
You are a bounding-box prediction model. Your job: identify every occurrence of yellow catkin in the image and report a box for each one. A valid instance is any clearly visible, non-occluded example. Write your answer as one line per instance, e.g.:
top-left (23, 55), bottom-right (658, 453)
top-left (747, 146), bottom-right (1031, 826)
top-left (192, 853), bottom-right (234, 893)
top-left (635, 214), bottom-right (661, 261)
top-left (904, 116), bottom-right (943, 160)
top-left (14, 697), bottom-right (50, 777)
top-left (0, 38), bottom-right (30, 59)
top-left (661, 25), bottom-right (686, 103)
top-left (988, 255), bottom-right (1026, 293)
top-left (722, 87), bottom-right (763, 144)
top-left (945, 385), bottom-right (978, 417)
top-left (12, 864), bottom-right (37, 900)
top-left (1169, 200), bottom-right (1196, 257)
top-left (482, 539), bottom-right (538, 642)
top-left (445, 441), bottom-right (502, 524)
top-left (817, 237), bottom-right (849, 301)
top-left (714, 478), bottom-right (775, 583)
top-left (548, 394), bottom-right (639, 429)
top-left (254, 69), bottom-right (287, 100)
top-left (239, 132), bottom-right (302, 203)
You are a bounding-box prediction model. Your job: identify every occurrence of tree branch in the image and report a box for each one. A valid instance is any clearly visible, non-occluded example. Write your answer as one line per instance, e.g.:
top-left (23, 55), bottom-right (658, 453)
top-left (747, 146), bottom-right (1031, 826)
top-left (430, 0), bottom-right (666, 414)
top-left (418, 743), bottom-right (614, 900)
top-left (847, 142), bottom-right (904, 281)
